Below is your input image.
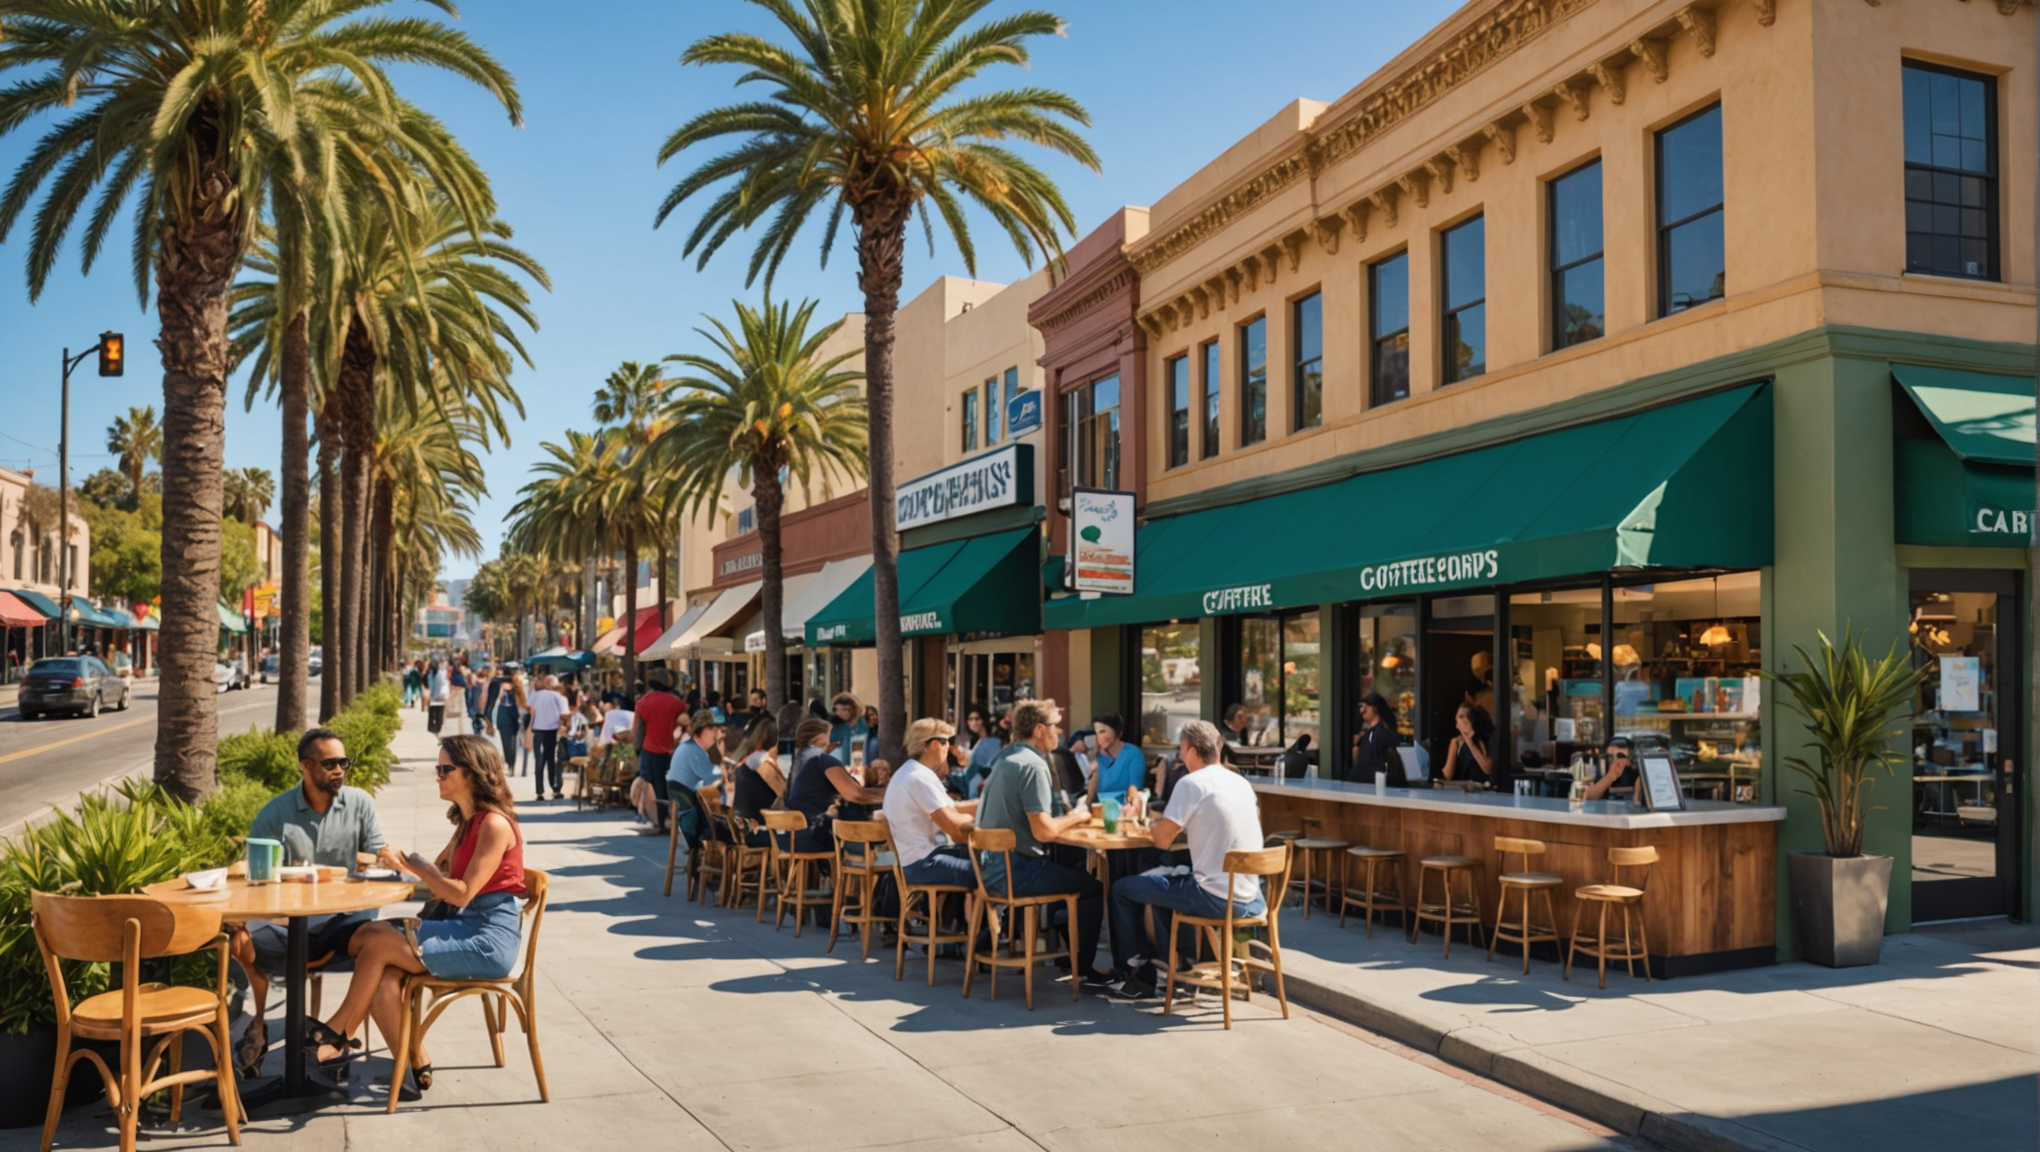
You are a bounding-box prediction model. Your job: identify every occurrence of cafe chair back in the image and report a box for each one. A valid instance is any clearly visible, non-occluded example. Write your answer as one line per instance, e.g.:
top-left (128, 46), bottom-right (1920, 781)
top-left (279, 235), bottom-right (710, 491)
top-left (1566, 845), bottom-right (1660, 989)
top-left (890, 844), bottom-right (974, 988)
top-left (388, 869), bottom-right (551, 1112)
top-left (686, 785), bottom-right (731, 904)
top-left (828, 819), bottom-right (891, 960)
top-left (1488, 836), bottom-right (1563, 973)
top-left (721, 811), bottom-right (773, 915)
top-left (760, 809), bottom-right (832, 935)
top-left (963, 827), bottom-right (1079, 1010)
top-left (1165, 844), bottom-right (1292, 1030)
top-left (31, 892), bottom-right (242, 1152)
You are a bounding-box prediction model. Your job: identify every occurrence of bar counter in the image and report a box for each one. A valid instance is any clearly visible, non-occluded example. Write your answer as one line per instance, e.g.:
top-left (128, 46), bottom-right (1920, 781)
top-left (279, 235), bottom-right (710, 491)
top-left (1252, 778), bottom-right (1786, 975)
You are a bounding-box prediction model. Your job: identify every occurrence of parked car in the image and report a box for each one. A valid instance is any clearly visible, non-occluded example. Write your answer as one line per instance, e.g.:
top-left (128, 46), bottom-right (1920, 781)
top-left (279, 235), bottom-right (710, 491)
top-left (213, 660), bottom-right (249, 693)
top-left (18, 656), bottom-right (129, 719)
top-left (309, 648), bottom-right (323, 678)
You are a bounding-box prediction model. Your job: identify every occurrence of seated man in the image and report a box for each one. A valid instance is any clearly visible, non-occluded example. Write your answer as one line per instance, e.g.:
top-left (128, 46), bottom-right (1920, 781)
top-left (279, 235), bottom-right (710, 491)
top-left (884, 718), bottom-right (978, 893)
top-left (973, 699), bottom-right (1111, 990)
top-left (1108, 719), bottom-right (1266, 1000)
top-left (667, 708), bottom-right (727, 885)
top-left (231, 727), bottom-right (386, 1074)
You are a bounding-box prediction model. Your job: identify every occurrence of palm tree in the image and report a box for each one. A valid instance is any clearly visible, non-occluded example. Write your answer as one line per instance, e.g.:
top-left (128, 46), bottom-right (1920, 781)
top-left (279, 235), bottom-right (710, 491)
top-left (660, 299), bottom-right (867, 710)
top-left (105, 407), bottom-right (163, 499)
top-left (592, 361), bottom-right (674, 665)
top-left (657, 0), bottom-right (1096, 760)
top-left (222, 467), bottom-right (275, 525)
top-left (0, 0), bottom-right (521, 799)
top-left (463, 558), bottom-right (512, 659)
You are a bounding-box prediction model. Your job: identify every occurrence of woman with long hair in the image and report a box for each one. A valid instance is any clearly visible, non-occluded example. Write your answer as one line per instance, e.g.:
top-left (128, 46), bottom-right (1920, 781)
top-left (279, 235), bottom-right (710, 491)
top-left (307, 735), bottom-right (527, 1099)
top-left (1443, 702), bottom-right (1501, 789)
top-left (729, 714), bottom-right (784, 845)
top-left (1350, 691), bottom-right (1406, 787)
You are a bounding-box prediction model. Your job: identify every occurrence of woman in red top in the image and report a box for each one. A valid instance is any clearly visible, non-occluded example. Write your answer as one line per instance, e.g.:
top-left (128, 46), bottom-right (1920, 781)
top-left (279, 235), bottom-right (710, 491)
top-left (310, 735), bottom-right (525, 1098)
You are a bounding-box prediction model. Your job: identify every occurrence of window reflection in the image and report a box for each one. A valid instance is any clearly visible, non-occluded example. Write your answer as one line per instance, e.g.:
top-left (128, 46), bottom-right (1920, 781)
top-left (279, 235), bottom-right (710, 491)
top-left (1139, 622), bottom-right (1201, 749)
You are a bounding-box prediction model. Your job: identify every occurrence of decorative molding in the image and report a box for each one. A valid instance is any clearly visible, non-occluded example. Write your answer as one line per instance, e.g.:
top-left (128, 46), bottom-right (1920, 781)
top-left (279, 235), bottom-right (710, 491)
top-left (1676, 6), bottom-right (1716, 57)
top-left (1586, 60), bottom-right (1625, 105)
top-left (1522, 99), bottom-right (1556, 143)
top-left (1128, 149), bottom-right (1312, 276)
top-left (1552, 78), bottom-right (1590, 121)
top-left (1397, 170), bottom-right (1431, 209)
top-left (1344, 200), bottom-right (1372, 244)
top-left (1281, 231), bottom-right (1306, 272)
top-left (1996, 0), bottom-right (2018, 15)
top-left (1368, 187), bottom-right (1399, 228)
top-left (1754, 0), bottom-right (1776, 25)
top-left (1445, 142), bottom-right (1480, 183)
top-left (1630, 36), bottom-right (1669, 82)
top-left (1483, 120), bottom-right (1517, 164)
top-left (1033, 267), bottom-right (1136, 334)
top-left (1191, 284), bottom-right (1212, 319)
top-left (1425, 155), bottom-right (1455, 195)
top-left (1312, 215), bottom-right (1344, 255)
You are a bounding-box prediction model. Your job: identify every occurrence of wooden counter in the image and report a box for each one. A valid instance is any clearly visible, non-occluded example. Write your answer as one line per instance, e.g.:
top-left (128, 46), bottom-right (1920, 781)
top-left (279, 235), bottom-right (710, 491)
top-left (1254, 778), bottom-right (1784, 975)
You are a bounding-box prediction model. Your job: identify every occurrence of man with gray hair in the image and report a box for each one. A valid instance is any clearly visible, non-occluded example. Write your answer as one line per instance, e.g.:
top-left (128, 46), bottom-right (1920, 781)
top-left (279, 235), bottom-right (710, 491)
top-left (1107, 719), bottom-right (1266, 999)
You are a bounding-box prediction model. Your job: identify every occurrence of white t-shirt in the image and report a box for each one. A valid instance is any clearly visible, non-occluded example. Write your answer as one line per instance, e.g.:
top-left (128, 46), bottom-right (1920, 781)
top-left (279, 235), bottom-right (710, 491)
top-left (1162, 766), bottom-right (1265, 903)
top-left (883, 759), bottom-right (957, 868)
top-left (597, 709), bottom-right (634, 745)
top-left (527, 689), bottom-right (569, 732)
top-left (428, 669), bottom-right (448, 704)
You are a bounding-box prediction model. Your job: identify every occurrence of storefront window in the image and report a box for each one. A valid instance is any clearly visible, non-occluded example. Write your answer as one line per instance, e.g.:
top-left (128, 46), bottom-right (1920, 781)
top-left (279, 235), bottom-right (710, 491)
top-left (1282, 612), bottom-right (1320, 745)
top-left (1139, 623), bottom-right (1200, 748)
top-left (1609, 573), bottom-right (1762, 801)
top-left (1356, 604), bottom-right (1418, 745)
top-left (1071, 373), bottom-right (1121, 490)
top-left (1235, 610), bottom-right (1318, 747)
top-left (1507, 586), bottom-right (1604, 769)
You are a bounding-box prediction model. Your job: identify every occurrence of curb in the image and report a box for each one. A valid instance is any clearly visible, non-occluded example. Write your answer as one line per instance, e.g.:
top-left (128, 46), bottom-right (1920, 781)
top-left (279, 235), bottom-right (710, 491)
top-left (1276, 967), bottom-right (1812, 1152)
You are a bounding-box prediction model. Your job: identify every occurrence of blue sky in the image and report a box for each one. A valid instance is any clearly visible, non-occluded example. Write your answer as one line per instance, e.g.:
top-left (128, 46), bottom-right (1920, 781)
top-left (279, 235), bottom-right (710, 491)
top-left (0, 0), bottom-right (1452, 582)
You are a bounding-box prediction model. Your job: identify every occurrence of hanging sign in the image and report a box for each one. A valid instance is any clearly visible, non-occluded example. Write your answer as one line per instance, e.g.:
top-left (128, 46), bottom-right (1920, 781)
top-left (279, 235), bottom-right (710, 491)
top-left (895, 444), bottom-right (1031, 531)
top-left (1007, 390), bottom-right (1043, 437)
top-left (1071, 488), bottom-right (1136, 596)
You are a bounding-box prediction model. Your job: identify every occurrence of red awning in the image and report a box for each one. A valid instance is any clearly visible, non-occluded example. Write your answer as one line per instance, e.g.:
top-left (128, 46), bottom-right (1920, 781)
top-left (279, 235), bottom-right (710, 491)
top-left (595, 605), bottom-right (666, 656)
top-left (0, 591), bottom-right (44, 628)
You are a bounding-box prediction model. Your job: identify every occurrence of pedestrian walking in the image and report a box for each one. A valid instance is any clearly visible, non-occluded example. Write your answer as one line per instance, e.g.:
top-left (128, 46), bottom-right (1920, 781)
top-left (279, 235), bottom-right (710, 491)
top-left (426, 660), bottom-right (449, 733)
top-left (485, 664), bottom-right (529, 776)
top-left (527, 674), bottom-right (569, 802)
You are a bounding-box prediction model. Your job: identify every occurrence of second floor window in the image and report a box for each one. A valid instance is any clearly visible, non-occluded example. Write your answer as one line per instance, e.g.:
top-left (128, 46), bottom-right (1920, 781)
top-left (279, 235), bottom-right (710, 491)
top-left (1440, 216), bottom-right (1486, 383)
top-left (1071, 373), bottom-right (1121, 491)
top-left (1370, 252), bottom-right (1410, 406)
top-left (1165, 354), bottom-right (1190, 468)
top-left (1904, 61), bottom-right (1997, 280)
top-left (984, 375), bottom-right (1003, 443)
top-left (1293, 292), bottom-right (1323, 429)
top-left (1550, 160), bottom-right (1605, 349)
top-left (1657, 103), bottom-right (1725, 315)
top-left (1201, 340), bottom-right (1220, 459)
top-left (734, 506), bottom-right (755, 536)
top-left (961, 389), bottom-right (978, 452)
top-left (1239, 317), bottom-right (1267, 445)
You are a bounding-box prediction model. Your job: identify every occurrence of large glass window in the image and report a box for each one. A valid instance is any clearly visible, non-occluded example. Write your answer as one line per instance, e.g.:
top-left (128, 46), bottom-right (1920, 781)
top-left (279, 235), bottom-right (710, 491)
top-left (1292, 292), bottom-right (1323, 430)
top-left (1440, 216), bottom-right (1486, 384)
top-left (1370, 252), bottom-right (1410, 406)
top-left (1550, 160), bottom-right (1605, 349)
top-left (960, 389), bottom-right (978, 452)
top-left (1656, 104), bottom-right (1725, 315)
top-left (1139, 622), bottom-right (1201, 749)
top-left (1165, 353), bottom-right (1190, 468)
top-left (1200, 340), bottom-right (1220, 459)
top-left (1904, 62), bottom-right (1998, 280)
top-left (1235, 610), bottom-right (1319, 747)
top-left (985, 375), bottom-right (1003, 443)
top-left (1239, 316), bottom-right (1267, 446)
top-left (1070, 373), bottom-right (1121, 490)
top-left (1608, 574), bottom-right (1762, 802)
top-left (1506, 586), bottom-right (1605, 770)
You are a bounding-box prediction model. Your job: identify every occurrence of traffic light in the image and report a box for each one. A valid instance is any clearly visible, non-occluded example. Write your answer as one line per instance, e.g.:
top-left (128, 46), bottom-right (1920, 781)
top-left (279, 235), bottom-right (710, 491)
top-left (97, 332), bottom-right (123, 377)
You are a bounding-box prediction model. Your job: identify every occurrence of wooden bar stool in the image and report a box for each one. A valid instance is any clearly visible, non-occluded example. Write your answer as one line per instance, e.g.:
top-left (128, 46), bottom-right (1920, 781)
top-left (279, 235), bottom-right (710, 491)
top-left (761, 810), bottom-right (834, 937)
top-left (890, 851), bottom-right (974, 987)
top-left (963, 828), bottom-right (1078, 1010)
top-left (1411, 854), bottom-right (1485, 957)
top-left (1487, 836), bottom-right (1562, 973)
top-left (1567, 846), bottom-right (1658, 988)
top-left (1288, 820), bottom-right (1350, 919)
top-left (1166, 845), bottom-right (1292, 1030)
top-left (829, 819), bottom-right (893, 960)
top-left (1338, 846), bottom-right (1407, 937)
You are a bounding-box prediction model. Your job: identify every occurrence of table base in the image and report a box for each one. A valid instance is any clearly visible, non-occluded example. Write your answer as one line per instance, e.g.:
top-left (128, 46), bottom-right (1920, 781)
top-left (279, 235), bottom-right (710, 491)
top-left (234, 1070), bottom-right (350, 1115)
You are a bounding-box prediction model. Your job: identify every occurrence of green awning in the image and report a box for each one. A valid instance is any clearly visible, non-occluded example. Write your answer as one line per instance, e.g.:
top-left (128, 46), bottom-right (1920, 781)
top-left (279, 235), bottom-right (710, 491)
top-left (1046, 383), bottom-right (1773, 630)
top-left (807, 528), bottom-right (1040, 645)
top-left (68, 596), bottom-right (118, 628)
top-left (218, 603), bottom-right (248, 634)
top-left (6, 589), bottom-right (61, 619)
top-left (1893, 366), bottom-right (2035, 546)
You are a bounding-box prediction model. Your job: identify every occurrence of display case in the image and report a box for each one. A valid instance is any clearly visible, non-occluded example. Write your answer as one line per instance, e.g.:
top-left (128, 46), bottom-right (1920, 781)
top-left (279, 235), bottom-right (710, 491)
top-left (1617, 676), bottom-right (1762, 803)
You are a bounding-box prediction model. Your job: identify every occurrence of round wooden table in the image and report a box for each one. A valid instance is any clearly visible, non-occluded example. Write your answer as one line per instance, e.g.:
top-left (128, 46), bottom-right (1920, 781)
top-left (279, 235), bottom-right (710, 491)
top-left (144, 872), bottom-right (414, 1110)
top-left (1053, 824), bottom-right (1158, 890)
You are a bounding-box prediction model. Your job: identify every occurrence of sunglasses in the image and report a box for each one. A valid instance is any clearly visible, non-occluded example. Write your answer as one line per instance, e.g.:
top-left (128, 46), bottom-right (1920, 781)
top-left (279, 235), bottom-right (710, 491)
top-left (313, 757), bottom-right (352, 771)
top-left (434, 763), bottom-right (460, 779)
top-left (1611, 753), bottom-right (1632, 762)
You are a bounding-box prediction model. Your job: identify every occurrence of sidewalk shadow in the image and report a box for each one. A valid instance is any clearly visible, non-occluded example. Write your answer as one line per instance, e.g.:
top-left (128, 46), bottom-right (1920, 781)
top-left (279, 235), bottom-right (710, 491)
top-left (1680, 1074), bottom-right (2039, 1152)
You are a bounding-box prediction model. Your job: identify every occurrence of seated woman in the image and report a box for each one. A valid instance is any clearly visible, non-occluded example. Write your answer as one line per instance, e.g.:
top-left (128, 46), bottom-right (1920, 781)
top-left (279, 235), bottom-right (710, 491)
top-left (779, 716), bottom-right (885, 853)
top-left (729, 715), bottom-right (785, 846)
top-left (1441, 703), bottom-right (1502, 790)
top-left (308, 734), bottom-right (525, 1101)
top-left (1349, 692), bottom-right (1407, 787)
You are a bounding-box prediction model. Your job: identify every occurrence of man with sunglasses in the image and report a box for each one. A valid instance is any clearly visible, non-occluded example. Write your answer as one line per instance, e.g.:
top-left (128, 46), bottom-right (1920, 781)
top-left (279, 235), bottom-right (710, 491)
top-left (1583, 737), bottom-right (1644, 803)
top-left (228, 728), bottom-right (389, 1076)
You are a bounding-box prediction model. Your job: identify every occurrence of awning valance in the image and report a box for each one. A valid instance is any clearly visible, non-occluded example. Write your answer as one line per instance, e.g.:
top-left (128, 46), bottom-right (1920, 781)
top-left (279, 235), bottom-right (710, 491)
top-left (0, 591), bottom-right (43, 628)
top-left (593, 606), bottom-right (666, 656)
top-left (69, 597), bottom-right (118, 628)
top-left (1892, 365), bottom-right (2035, 546)
top-left (667, 581), bottom-right (761, 657)
top-left (639, 600), bottom-right (713, 660)
top-left (6, 589), bottom-right (60, 619)
top-left (1045, 383), bottom-right (1774, 630)
top-left (217, 603), bottom-right (248, 634)
top-left (807, 528), bottom-right (1041, 646)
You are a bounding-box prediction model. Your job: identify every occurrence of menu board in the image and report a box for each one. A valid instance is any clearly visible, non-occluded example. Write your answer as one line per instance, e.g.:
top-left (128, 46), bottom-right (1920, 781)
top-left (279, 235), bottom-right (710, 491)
top-left (1938, 656), bottom-right (1981, 712)
top-left (1641, 755), bottom-right (1686, 811)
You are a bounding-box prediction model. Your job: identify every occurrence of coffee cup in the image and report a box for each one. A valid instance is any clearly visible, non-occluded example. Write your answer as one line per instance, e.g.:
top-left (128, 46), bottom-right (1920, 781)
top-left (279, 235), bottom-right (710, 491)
top-left (246, 838), bottom-right (282, 884)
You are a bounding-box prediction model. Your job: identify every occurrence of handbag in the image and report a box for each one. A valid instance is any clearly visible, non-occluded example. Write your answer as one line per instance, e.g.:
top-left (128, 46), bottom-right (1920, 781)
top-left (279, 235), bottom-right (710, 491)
top-left (520, 727), bottom-right (533, 751)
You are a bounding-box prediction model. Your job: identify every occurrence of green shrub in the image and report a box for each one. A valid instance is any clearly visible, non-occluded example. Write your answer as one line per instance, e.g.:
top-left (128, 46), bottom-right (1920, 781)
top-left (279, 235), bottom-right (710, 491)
top-left (217, 727), bottom-right (300, 791)
top-left (328, 704), bottom-right (396, 796)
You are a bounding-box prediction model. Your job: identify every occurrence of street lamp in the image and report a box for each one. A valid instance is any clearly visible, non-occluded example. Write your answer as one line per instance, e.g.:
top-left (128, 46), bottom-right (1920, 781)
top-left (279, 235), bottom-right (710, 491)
top-left (57, 332), bottom-right (123, 656)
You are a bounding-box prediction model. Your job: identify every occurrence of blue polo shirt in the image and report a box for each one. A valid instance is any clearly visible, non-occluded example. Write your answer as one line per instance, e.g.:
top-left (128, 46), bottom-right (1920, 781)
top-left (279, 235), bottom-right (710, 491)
top-left (249, 783), bottom-right (387, 870)
top-left (1095, 741), bottom-right (1148, 800)
top-left (667, 738), bottom-right (722, 793)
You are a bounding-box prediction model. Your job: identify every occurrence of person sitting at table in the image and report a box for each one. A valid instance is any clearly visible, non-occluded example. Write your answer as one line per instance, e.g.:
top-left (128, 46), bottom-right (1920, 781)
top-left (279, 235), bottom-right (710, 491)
top-left (229, 727), bottom-right (387, 1077)
top-left (1583, 736), bottom-right (1643, 803)
top-left (885, 718), bottom-right (978, 900)
top-left (1087, 712), bottom-right (1146, 804)
top-left (310, 735), bottom-right (525, 1101)
top-left (974, 699), bottom-right (1111, 990)
top-left (1217, 702), bottom-right (1249, 747)
top-left (1107, 719), bottom-right (1265, 1000)
top-left (1441, 702), bottom-right (1502, 789)
top-left (1348, 692), bottom-right (1407, 787)
top-left (668, 709), bottom-right (727, 887)
top-left (730, 714), bottom-right (785, 831)
top-left (827, 692), bottom-right (869, 759)
top-left (778, 716), bottom-right (885, 853)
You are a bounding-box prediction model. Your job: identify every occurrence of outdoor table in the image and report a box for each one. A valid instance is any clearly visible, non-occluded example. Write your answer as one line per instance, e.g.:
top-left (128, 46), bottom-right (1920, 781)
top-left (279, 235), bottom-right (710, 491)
top-left (1053, 823), bottom-right (1157, 890)
top-left (145, 871), bottom-right (415, 1110)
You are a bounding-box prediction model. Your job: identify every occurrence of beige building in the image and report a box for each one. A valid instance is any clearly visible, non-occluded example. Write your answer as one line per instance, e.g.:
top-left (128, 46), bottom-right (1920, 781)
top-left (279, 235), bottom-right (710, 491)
top-left (0, 465), bottom-right (90, 601)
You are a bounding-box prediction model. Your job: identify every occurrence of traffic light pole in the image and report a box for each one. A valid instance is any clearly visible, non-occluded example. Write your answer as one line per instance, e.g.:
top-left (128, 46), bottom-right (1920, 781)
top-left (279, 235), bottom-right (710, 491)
top-left (56, 333), bottom-right (122, 659)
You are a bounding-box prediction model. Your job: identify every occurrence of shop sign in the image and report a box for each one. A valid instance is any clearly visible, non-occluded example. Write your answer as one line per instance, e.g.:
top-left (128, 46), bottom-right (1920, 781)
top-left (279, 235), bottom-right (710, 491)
top-left (1202, 583), bottom-right (1274, 614)
top-left (745, 630), bottom-right (766, 653)
top-left (718, 551), bottom-right (762, 579)
top-left (1071, 488), bottom-right (1135, 595)
top-left (895, 444), bottom-right (1030, 531)
top-left (812, 622), bottom-right (849, 643)
top-left (900, 610), bottom-right (945, 634)
top-left (1007, 390), bottom-right (1043, 437)
top-left (1970, 506), bottom-right (2033, 538)
top-left (1355, 549), bottom-right (1501, 593)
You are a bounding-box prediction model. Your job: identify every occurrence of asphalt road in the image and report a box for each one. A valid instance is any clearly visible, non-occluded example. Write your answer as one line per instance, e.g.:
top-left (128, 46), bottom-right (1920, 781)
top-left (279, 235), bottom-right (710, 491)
top-left (0, 676), bottom-right (309, 832)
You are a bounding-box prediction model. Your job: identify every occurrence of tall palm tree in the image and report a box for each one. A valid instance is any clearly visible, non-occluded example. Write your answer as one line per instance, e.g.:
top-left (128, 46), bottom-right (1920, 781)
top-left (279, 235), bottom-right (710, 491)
top-left (0, 0), bottom-right (521, 799)
top-left (591, 361), bottom-right (673, 666)
top-left (659, 298), bottom-right (867, 710)
top-left (222, 467), bottom-right (275, 525)
top-left (105, 407), bottom-right (163, 500)
top-left (657, 0), bottom-right (1095, 760)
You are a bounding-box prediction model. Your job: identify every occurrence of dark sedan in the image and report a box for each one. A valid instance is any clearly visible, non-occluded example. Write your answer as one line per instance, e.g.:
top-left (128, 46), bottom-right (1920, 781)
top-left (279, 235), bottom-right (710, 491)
top-left (18, 656), bottom-right (130, 720)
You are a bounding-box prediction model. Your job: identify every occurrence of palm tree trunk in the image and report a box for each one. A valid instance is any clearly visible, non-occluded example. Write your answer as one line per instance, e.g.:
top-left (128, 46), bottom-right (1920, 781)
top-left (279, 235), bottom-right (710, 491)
top-left (756, 459), bottom-right (788, 710)
top-left (317, 405), bottom-right (341, 721)
top-left (622, 527), bottom-right (639, 692)
top-left (337, 320), bottom-right (375, 704)
top-left (854, 196), bottom-right (911, 767)
top-left (276, 310), bottom-right (311, 733)
top-left (372, 477), bottom-right (395, 674)
top-left (151, 162), bottom-right (242, 804)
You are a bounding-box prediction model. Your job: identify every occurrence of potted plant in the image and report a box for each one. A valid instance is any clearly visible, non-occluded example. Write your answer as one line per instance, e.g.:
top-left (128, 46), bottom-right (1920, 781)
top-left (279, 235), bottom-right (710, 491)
top-left (1766, 629), bottom-right (1927, 968)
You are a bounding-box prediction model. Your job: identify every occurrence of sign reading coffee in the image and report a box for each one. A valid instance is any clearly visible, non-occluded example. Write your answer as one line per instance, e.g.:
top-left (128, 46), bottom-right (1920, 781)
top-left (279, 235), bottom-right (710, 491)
top-left (895, 444), bottom-right (1031, 532)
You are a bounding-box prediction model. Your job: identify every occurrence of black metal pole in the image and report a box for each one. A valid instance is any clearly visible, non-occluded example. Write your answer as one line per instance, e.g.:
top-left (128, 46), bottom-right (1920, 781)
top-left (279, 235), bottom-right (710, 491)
top-left (57, 348), bottom-right (70, 656)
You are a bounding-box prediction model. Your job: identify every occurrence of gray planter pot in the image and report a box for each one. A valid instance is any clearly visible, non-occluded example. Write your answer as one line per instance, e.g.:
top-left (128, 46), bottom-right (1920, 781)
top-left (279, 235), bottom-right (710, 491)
top-left (1788, 851), bottom-right (1893, 967)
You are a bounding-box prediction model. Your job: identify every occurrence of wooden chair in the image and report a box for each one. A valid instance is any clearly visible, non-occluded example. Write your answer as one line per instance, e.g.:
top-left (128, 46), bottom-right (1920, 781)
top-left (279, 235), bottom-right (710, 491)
top-left (890, 850), bottom-right (973, 987)
top-left (1338, 845), bottom-right (1408, 937)
top-left (962, 828), bottom-right (1078, 1010)
top-left (1412, 854), bottom-right (1485, 957)
top-left (761, 810), bottom-right (833, 936)
top-left (721, 812), bottom-right (773, 914)
top-left (387, 869), bottom-right (551, 1112)
top-left (566, 755), bottom-right (590, 802)
top-left (689, 786), bottom-right (729, 904)
top-left (1488, 836), bottom-right (1562, 973)
top-left (1566, 846), bottom-right (1658, 989)
top-left (828, 819), bottom-right (891, 960)
top-left (1165, 845), bottom-right (1293, 1030)
top-left (31, 893), bottom-right (243, 1152)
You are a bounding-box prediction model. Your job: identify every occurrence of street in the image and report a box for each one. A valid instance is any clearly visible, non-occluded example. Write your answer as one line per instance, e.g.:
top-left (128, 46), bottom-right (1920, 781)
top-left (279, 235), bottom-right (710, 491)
top-left (0, 677), bottom-right (304, 832)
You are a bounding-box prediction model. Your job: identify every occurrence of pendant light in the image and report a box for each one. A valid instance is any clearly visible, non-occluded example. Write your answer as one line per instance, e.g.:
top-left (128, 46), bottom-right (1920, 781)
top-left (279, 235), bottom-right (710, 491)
top-left (1698, 576), bottom-right (1733, 647)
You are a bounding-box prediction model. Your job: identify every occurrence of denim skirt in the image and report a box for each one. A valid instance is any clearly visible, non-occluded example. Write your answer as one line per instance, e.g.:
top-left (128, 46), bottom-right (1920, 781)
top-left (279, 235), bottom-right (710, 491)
top-left (415, 891), bottom-right (523, 980)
